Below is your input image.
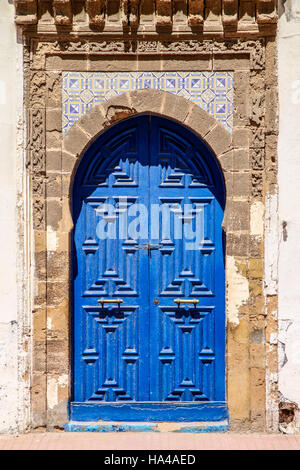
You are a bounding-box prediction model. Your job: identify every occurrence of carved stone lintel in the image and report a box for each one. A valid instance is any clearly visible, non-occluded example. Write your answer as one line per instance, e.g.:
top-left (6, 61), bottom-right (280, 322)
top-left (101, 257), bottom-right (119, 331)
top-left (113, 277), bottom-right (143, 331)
top-left (53, 0), bottom-right (73, 26)
top-left (14, 0), bottom-right (37, 25)
top-left (89, 41), bottom-right (126, 53)
top-left (85, 0), bottom-right (106, 27)
top-left (13, 0), bottom-right (277, 32)
top-left (160, 39), bottom-right (212, 52)
top-left (137, 41), bottom-right (158, 53)
top-left (213, 39), bottom-right (265, 70)
top-left (30, 38), bottom-right (266, 76)
top-left (188, 0), bottom-right (204, 26)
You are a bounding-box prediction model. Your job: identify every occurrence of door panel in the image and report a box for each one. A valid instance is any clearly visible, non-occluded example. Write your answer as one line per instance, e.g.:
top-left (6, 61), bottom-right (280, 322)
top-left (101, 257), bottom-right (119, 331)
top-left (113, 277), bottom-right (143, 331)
top-left (73, 116), bottom-right (150, 402)
top-left (72, 114), bottom-right (226, 420)
top-left (148, 117), bottom-right (225, 402)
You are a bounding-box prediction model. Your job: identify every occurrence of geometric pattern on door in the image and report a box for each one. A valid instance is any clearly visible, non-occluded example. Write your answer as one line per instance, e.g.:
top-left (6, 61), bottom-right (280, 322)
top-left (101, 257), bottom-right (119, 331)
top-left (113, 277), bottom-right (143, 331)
top-left (157, 306), bottom-right (215, 402)
top-left (82, 198), bottom-right (139, 296)
top-left (71, 114), bottom-right (227, 422)
top-left (82, 305), bottom-right (140, 402)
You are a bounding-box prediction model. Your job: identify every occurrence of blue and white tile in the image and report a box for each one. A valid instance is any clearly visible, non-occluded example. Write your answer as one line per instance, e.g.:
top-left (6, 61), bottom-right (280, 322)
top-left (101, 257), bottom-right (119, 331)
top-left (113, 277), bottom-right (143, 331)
top-left (62, 71), bottom-right (234, 135)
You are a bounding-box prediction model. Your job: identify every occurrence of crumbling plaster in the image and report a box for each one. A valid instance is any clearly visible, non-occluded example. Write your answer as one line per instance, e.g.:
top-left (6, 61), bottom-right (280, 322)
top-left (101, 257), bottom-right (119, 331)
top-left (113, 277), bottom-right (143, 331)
top-left (278, 0), bottom-right (300, 431)
top-left (0, 1), bottom-right (28, 433)
top-left (0, 0), bottom-right (279, 432)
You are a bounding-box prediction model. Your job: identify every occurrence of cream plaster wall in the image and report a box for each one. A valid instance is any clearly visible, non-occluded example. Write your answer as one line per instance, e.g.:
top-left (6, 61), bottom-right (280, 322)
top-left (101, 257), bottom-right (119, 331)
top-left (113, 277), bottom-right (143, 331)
top-left (0, 1), bottom-right (23, 432)
top-left (0, 0), bottom-right (299, 433)
top-left (278, 0), bottom-right (300, 430)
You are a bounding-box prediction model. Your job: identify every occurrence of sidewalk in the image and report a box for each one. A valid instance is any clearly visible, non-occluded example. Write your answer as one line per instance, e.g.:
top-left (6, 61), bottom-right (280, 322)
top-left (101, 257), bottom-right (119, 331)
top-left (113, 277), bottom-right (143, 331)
top-left (0, 432), bottom-right (300, 450)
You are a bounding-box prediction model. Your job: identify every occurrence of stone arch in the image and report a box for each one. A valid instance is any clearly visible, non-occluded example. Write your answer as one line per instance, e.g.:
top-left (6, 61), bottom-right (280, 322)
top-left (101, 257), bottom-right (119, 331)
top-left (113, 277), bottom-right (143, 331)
top-left (62, 89), bottom-right (232, 230)
top-left (50, 88), bottom-right (233, 424)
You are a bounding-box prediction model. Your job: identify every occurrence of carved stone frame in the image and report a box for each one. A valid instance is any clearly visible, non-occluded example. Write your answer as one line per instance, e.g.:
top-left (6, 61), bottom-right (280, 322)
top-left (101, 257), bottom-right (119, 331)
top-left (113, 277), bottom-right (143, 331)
top-left (25, 36), bottom-right (278, 431)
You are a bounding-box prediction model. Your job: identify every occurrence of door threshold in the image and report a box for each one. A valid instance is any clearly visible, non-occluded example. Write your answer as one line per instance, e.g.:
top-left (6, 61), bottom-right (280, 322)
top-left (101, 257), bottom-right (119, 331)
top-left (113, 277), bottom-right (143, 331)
top-left (64, 420), bottom-right (229, 433)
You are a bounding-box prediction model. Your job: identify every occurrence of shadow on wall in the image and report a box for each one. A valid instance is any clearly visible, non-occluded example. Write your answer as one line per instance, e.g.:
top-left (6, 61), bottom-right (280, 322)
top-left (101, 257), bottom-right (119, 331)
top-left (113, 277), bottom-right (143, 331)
top-left (279, 400), bottom-right (299, 434)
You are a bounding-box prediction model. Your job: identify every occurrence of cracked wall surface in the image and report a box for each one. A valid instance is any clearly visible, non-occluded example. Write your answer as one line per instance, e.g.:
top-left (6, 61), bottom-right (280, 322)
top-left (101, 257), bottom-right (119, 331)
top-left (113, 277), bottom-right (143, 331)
top-left (0, 0), bottom-right (282, 433)
top-left (278, 0), bottom-right (300, 432)
top-left (22, 36), bottom-right (277, 432)
top-left (0, 2), bottom-right (28, 433)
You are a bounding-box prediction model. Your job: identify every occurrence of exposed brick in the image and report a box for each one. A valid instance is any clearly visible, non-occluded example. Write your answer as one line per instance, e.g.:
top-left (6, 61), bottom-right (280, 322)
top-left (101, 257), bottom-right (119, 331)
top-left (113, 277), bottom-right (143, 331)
top-left (47, 251), bottom-right (69, 280)
top-left (232, 172), bottom-right (250, 198)
top-left (225, 200), bottom-right (250, 232)
top-left (62, 124), bottom-right (91, 157)
top-left (185, 103), bottom-right (216, 138)
top-left (265, 87), bottom-right (278, 133)
top-left (46, 109), bottom-right (62, 132)
top-left (46, 199), bottom-right (62, 231)
top-left (227, 233), bottom-right (249, 256)
top-left (233, 128), bottom-right (250, 148)
top-left (249, 258), bottom-right (264, 279)
top-left (234, 71), bottom-right (250, 125)
top-left (162, 92), bottom-right (192, 123)
top-left (233, 149), bottom-right (250, 170)
top-left (46, 149), bottom-right (62, 173)
top-left (77, 104), bottom-right (106, 139)
top-left (213, 53), bottom-right (250, 71)
top-left (205, 123), bottom-right (232, 156)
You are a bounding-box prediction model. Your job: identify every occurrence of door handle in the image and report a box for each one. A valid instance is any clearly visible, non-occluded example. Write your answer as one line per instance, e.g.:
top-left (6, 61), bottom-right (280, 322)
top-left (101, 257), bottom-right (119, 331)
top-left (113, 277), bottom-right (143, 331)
top-left (174, 298), bottom-right (199, 308)
top-left (98, 298), bottom-right (123, 307)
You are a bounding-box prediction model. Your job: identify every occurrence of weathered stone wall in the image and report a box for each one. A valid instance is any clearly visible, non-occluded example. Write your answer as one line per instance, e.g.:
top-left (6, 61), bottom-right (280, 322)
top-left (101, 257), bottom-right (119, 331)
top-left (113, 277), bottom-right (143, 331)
top-left (21, 31), bottom-right (278, 431)
top-left (277, 0), bottom-right (300, 433)
top-left (14, 0), bottom-right (277, 34)
top-left (0, 2), bottom-right (30, 433)
top-left (0, 0), bottom-right (278, 434)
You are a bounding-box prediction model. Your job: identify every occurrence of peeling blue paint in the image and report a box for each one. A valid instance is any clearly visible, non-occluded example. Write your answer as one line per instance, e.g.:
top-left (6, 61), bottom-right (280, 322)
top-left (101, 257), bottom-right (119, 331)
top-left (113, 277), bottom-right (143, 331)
top-left (175, 424), bottom-right (229, 433)
top-left (70, 402), bottom-right (228, 422)
top-left (65, 423), bottom-right (158, 433)
top-left (65, 421), bottom-right (229, 433)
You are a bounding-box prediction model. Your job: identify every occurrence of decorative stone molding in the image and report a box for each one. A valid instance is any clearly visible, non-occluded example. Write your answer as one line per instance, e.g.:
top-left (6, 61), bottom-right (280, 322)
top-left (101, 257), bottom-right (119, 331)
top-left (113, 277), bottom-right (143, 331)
top-left (86, 0), bottom-right (106, 27)
top-left (122, 0), bottom-right (140, 29)
top-left (21, 8), bottom-right (278, 429)
top-left (30, 37), bottom-right (265, 72)
top-left (156, 0), bottom-right (173, 29)
top-left (13, 0), bottom-right (277, 35)
top-left (53, 0), bottom-right (72, 25)
top-left (222, 0), bottom-right (238, 26)
top-left (257, 0), bottom-right (278, 24)
top-left (14, 0), bottom-right (37, 24)
top-left (188, 0), bottom-right (204, 27)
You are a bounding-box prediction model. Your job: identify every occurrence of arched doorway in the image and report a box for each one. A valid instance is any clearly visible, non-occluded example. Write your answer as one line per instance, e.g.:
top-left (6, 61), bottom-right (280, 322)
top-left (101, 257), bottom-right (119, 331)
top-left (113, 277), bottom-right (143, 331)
top-left (71, 114), bottom-right (227, 422)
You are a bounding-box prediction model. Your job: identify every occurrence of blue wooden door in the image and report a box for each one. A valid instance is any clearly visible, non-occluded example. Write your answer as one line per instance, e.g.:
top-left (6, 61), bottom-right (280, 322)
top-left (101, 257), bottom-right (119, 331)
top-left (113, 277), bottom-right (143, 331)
top-left (71, 115), bottom-right (227, 422)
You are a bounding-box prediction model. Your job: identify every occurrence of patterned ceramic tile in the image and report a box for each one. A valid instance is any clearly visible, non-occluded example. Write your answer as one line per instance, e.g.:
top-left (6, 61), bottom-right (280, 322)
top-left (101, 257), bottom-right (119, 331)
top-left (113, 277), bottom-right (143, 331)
top-left (62, 72), bottom-right (234, 135)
